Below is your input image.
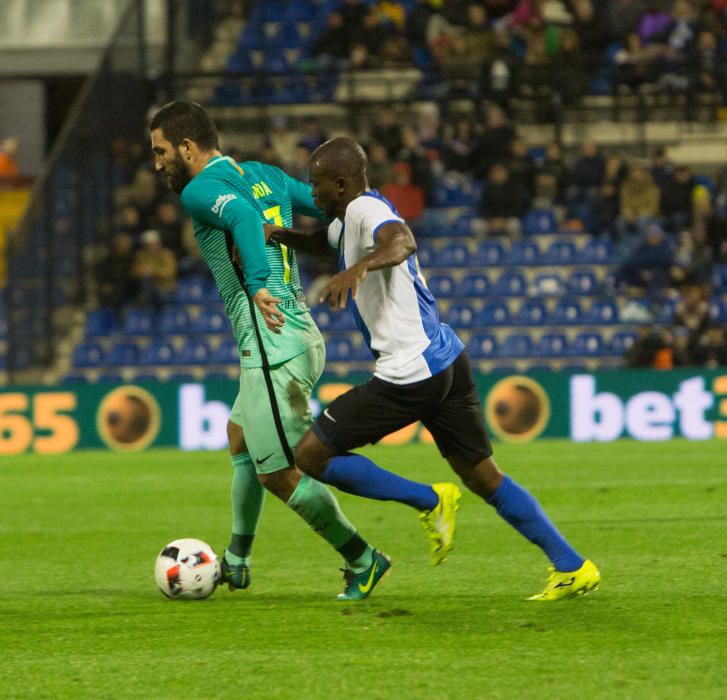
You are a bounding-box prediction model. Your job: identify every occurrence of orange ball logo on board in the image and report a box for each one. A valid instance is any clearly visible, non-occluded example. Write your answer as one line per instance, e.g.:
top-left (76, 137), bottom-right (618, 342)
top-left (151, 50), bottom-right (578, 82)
top-left (485, 376), bottom-right (551, 443)
top-left (96, 386), bottom-right (161, 452)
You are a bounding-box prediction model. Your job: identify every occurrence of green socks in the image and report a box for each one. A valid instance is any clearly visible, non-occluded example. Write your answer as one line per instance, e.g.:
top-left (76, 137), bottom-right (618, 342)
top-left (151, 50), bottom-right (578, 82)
top-left (227, 452), bottom-right (265, 565)
top-left (287, 474), bottom-right (374, 573)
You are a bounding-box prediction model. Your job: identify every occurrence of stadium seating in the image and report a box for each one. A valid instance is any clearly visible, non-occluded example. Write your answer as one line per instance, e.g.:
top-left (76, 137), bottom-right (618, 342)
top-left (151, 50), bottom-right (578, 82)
top-left (139, 341), bottom-right (176, 366)
top-left (467, 333), bottom-right (498, 359)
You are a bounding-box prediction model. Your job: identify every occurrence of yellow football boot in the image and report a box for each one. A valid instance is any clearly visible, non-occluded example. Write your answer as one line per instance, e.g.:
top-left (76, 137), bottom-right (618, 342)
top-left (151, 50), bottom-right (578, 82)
top-left (527, 559), bottom-right (601, 601)
top-left (419, 482), bottom-right (462, 565)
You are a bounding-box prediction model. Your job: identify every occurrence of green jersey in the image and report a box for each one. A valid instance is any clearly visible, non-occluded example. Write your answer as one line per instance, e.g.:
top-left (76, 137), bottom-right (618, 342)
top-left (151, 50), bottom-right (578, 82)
top-left (180, 156), bottom-right (323, 368)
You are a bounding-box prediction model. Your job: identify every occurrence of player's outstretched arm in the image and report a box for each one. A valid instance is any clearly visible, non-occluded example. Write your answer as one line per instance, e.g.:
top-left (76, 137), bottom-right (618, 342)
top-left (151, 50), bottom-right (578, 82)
top-left (268, 225), bottom-right (331, 255)
top-left (320, 222), bottom-right (416, 310)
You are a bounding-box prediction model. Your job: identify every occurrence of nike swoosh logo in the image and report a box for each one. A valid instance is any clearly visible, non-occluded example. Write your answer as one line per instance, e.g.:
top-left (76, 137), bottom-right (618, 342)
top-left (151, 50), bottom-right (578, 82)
top-left (554, 576), bottom-right (576, 589)
top-left (256, 453), bottom-right (274, 465)
top-left (358, 561), bottom-right (379, 594)
top-left (323, 408), bottom-right (336, 422)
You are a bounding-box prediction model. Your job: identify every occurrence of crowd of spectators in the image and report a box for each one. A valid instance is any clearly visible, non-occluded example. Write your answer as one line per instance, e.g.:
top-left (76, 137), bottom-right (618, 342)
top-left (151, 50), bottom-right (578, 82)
top-left (303, 0), bottom-right (727, 109)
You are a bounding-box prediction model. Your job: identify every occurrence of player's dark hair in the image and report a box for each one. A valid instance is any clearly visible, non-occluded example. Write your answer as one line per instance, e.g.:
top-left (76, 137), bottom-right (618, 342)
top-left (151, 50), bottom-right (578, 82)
top-left (150, 101), bottom-right (219, 151)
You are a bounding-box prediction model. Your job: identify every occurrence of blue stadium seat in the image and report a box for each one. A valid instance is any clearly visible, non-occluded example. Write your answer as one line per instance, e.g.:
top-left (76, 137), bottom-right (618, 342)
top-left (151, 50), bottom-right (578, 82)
top-left (712, 265), bottom-right (727, 292)
top-left (176, 339), bottom-right (211, 365)
top-left (85, 309), bottom-right (118, 337)
top-left (0, 316), bottom-right (5, 340)
top-left (439, 244), bottom-right (470, 267)
top-left (61, 373), bottom-right (88, 384)
top-left (523, 208), bottom-right (557, 235)
top-left (532, 273), bottom-right (564, 296)
top-left (326, 338), bottom-right (353, 361)
top-left (508, 241), bottom-right (540, 265)
top-left (534, 333), bottom-right (568, 358)
top-left (549, 299), bottom-right (583, 325)
top-left (427, 275), bottom-right (456, 298)
top-left (476, 301), bottom-right (510, 326)
top-left (709, 297), bottom-right (727, 323)
top-left (452, 212), bottom-right (476, 236)
top-left (475, 241), bottom-right (505, 266)
top-left (492, 271), bottom-right (526, 297)
top-left (312, 306), bottom-right (334, 330)
top-left (350, 343), bottom-right (374, 361)
top-left (211, 340), bottom-right (238, 365)
top-left (579, 238), bottom-right (615, 264)
top-left (169, 373), bottom-right (196, 383)
top-left (107, 343), bottom-right (140, 367)
top-left (656, 299), bottom-right (676, 323)
top-left (455, 274), bottom-right (490, 298)
top-left (544, 241), bottom-right (576, 265)
top-left (570, 332), bottom-right (606, 357)
top-left (514, 300), bottom-right (547, 326)
top-left (610, 331), bottom-right (638, 354)
top-left (415, 245), bottom-right (435, 268)
top-left (587, 300), bottom-right (619, 325)
top-left (97, 373), bottom-right (123, 384)
top-left (158, 308), bottom-right (191, 335)
top-left (467, 333), bottom-right (498, 359)
top-left (123, 308), bottom-right (155, 336)
top-left (446, 303), bottom-right (476, 329)
top-left (331, 312), bottom-right (357, 331)
top-left (499, 333), bottom-right (533, 358)
top-left (72, 343), bottom-right (104, 368)
top-left (193, 310), bottom-right (230, 335)
top-left (174, 276), bottom-right (209, 304)
top-left (567, 270), bottom-right (598, 296)
top-left (139, 341), bottom-right (176, 366)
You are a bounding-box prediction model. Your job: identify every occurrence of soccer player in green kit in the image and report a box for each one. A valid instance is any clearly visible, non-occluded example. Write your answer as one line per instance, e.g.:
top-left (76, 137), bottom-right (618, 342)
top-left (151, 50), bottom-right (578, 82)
top-left (149, 101), bottom-right (393, 600)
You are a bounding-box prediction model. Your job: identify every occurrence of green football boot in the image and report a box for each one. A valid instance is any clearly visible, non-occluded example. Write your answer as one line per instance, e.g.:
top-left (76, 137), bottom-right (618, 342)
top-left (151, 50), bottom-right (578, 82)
top-left (220, 554), bottom-right (250, 591)
top-left (336, 550), bottom-right (392, 601)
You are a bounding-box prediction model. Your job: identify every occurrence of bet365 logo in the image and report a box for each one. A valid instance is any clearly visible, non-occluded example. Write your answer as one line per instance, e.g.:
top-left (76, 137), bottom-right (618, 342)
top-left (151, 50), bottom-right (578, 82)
top-left (570, 375), bottom-right (726, 441)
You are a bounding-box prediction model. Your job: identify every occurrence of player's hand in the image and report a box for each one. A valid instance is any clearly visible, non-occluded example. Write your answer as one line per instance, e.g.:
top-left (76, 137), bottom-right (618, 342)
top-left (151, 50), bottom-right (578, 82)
top-left (263, 223), bottom-right (286, 243)
top-left (320, 263), bottom-right (368, 310)
top-left (253, 288), bottom-right (285, 333)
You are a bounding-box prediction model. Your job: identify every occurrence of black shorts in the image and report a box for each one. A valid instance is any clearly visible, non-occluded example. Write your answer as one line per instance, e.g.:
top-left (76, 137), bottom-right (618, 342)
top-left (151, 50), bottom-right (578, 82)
top-left (312, 351), bottom-right (493, 468)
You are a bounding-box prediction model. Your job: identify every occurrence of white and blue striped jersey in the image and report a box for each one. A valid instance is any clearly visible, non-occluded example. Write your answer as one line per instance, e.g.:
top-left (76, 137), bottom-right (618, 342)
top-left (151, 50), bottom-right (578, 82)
top-left (328, 190), bottom-right (464, 384)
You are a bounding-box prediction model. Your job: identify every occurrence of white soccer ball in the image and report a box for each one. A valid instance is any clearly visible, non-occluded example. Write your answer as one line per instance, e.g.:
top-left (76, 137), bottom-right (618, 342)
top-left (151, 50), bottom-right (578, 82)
top-left (154, 538), bottom-right (221, 600)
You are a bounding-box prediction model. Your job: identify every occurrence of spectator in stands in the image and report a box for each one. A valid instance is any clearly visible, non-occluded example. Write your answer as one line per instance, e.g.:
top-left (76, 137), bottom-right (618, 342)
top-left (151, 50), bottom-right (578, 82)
top-left (667, 0), bottom-right (697, 53)
top-left (117, 204), bottom-right (145, 239)
top-left (614, 222), bottom-right (673, 296)
top-left (406, 0), bottom-right (437, 48)
top-left (480, 29), bottom-right (518, 107)
top-left (128, 169), bottom-right (158, 226)
top-left (381, 161), bottom-right (425, 220)
top-left (366, 141), bottom-right (394, 188)
top-left (536, 141), bottom-right (568, 201)
top-left (660, 165), bottom-right (694, 232)
top-left (371, 107), bottom-right (403, 159)
top-left (288, 144), bottom-right (313, 182)
top-left (397, 127), bottom-right (434, 202)
top-left (508, 138), bottom-right (536, 200)
top-left (438, 29), bottom-right (483, 97)
top-left (692, 326), bottom-right (727, 366)
top-left (339, 0), bottom-right (368, 28)
top-left (477, 162), bottom-right (528, 237)
top-left (96, 232), bottom-right (137, 310)
top-left (267, 115), bottom-right (298, 170)
top-left (686, 30), bottom-right (724, 118)
top-left (607, 0), bottom-right (648, 42)
top-left (616, 164), bottom-right (661, 240)
top-left (568, 140), bottom-right (605, 204)
top-left (673, 283), bottom-right (712, 355)
top-left (625, 326), bottom-right (674, 368)
top-left (0, 137), bottom-right (21, 182)
top-left (593, 151), bottom-right (628, 233)
top-left (378, 0), bottom-right (407, 31)
top-left (472, 104), bottom-right (514, 178)
top-left (441, 116), bottom-right (478, 174)
top-left (549, 28), bottom-right (587, 104)
top-left (379, 33), bottom-right (413, 68)
top-left (352, 6), bottom-right (388, 57)
top-left (298, 117), bottom-right (327, 153)
top-left (670, 229), bottom-right (713, 285)
top-left (650, 146), bottom-right (673, 193)
top-left (708, 166), bottom-right (727, 263)
top-left (132, 229), bottom-right (178, 309)
top-left (312, 11), bottom-right (351, 70)
top-left (152, 200), bottom-right (184, 259)
top-left (614, 33), bottom-right (663, 91)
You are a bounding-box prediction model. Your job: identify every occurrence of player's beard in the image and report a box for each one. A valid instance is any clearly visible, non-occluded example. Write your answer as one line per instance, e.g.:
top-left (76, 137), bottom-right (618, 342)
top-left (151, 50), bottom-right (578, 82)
top-left (163, 153), bottom-right (192, 193)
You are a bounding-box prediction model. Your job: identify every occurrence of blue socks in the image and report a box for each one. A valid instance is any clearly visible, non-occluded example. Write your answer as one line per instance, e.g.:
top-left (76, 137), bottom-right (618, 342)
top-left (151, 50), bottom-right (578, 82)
top-left (488, 476), bottom-right (584, 572)
top-left (321, 453), bottom-right (438, 511)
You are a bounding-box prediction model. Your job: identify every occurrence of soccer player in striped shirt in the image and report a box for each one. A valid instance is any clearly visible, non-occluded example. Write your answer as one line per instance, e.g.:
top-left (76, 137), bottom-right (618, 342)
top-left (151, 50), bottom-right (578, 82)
top-left (273, 137), bottom-right (600, 601)
top-left (150, 101), bottom-right (398, 600)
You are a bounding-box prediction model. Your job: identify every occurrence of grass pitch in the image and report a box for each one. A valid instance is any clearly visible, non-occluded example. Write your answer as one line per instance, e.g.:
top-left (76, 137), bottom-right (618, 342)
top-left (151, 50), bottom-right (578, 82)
top-left (1, 440), bottom-right (726, 699)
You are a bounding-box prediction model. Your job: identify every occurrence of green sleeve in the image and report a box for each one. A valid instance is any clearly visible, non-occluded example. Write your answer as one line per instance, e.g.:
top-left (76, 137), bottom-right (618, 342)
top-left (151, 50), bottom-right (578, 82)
top-left (281, 171), bottom-right (326, 220)
top-left (181, 184), bottom-right (270, 297)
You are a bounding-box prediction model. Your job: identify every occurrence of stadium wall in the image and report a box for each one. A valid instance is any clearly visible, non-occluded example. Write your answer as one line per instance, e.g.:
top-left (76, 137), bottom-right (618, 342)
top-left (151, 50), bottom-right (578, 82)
top-left (2, 369), bottom-right (726, 456)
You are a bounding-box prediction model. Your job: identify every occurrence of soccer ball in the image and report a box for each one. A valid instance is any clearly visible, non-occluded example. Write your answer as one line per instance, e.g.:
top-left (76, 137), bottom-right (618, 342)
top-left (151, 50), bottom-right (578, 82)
top-left (154, 538), bottom-right (221, 600)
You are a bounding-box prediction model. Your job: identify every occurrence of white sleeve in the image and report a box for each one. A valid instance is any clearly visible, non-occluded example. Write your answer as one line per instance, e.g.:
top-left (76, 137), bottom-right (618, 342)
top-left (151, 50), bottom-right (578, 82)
top-left (327, 220), bottom-right (342, 250)
top-left (349, 197), bottom-right (404, 248)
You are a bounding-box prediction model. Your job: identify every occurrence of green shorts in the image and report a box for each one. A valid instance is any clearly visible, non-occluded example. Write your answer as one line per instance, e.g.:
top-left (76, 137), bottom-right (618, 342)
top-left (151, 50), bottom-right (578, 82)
top-left (230, 341), bottom-right (324, 474)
